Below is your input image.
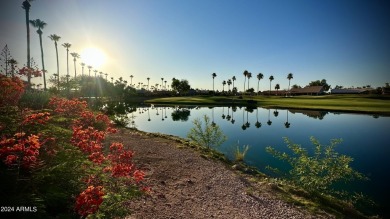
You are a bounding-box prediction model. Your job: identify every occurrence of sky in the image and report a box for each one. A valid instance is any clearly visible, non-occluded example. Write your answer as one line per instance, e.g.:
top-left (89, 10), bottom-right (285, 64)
top-left (1, 0), bottom-right (389, 91)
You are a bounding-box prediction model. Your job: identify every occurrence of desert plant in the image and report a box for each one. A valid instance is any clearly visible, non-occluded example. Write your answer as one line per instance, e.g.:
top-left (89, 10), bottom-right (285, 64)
top-left (234, 143), bottom-right (250, 162)
top-left (266, 137), bottom-right (367, 198)
top-left (187, 115), bottom-right (227, 149)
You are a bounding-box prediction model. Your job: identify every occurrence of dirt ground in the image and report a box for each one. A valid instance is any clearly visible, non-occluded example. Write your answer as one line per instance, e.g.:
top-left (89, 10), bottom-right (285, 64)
top-left (107, 128), bottom-right (333, 219)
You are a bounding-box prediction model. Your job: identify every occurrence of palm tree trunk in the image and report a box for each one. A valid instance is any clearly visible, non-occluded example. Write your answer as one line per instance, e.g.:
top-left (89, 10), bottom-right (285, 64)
top-left (73, 59), bottom-right (77, 78)
top-left (257, 80), bottom-right (260, 95)
top-left (288, 79), bottom-right (291, 96)
top-left (38, 32), bottom-right (46, 90)
top-left (55, 42), bottom-right (60, 88)
top-left (24, 1), bottom-right (31, 87)
top-left (213, 78), bottom-right (215, 93)
top-left (269, 81), bottom-right (271, 96)
top-left (243, 78), bottom-right (246, 93)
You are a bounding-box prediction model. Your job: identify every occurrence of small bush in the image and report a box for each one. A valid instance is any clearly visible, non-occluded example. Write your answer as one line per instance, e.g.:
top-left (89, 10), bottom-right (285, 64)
top-left (266, 137), bottom-right (367, 199)
top-left (187, 115), bottom-right (227, 149)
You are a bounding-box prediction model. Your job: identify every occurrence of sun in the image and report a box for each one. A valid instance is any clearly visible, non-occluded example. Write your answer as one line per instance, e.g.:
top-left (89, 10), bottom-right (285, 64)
top-left (80, 47), bottom-right (106, 68)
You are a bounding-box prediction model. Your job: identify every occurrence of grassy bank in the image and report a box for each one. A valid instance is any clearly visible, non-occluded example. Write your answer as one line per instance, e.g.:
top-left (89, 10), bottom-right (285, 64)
top-left (145, 94), bottom-right (390, 115)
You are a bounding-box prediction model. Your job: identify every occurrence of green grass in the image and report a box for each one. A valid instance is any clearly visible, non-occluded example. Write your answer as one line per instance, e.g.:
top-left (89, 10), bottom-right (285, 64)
top-left (145, 94), bottom-right (390, 115)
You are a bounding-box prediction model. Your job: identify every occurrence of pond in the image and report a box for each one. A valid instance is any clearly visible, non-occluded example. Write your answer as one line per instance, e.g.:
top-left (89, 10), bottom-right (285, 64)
top-left (116, 104), bottom-right (389, 216)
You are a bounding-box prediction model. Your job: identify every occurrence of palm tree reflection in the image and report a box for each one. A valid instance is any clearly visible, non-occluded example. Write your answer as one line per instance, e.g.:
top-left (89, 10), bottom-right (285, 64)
top-left (284, 110), bottom-right (291, 128)
top-left (267, 109), bottom-right (272, 126)
top-left (255, 108), bottom-right (261, 128)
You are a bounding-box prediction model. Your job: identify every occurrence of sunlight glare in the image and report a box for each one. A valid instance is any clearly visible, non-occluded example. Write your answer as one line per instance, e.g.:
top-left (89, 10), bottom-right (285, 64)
top-left (80, 47), bottom-right (106, 68)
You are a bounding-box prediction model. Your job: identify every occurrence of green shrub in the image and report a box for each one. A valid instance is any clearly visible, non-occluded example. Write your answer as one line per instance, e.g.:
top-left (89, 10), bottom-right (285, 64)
top-left (266, 137), bottom-right (367, 198)
top-left (187, 115), bottom-right (227, 149)
top-left (19, 90), bottom-right (52, 110)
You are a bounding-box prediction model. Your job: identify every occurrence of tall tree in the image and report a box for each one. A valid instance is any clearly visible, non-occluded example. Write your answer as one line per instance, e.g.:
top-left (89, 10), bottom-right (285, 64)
top-left (275, 83), bottom-right (280, 95)
top-left (87, 65), bottom-right (92, 77)
top-left (256, 73), bottom-right (264, 95)
top-left (80, 62), bottom-right (85, 76)
top-left (62, 43), bottom-right (71, 84)
top-left (243, 70), bottom-right (249, 92)
top-left (22, 0), bottom-right (32, 87)
top-left (8, 59), bottom-right (18, 77)
top-left (105, 73), bottom-right (108, 81)
top-left (30, 19), bottom-right (47, 90)
top-left (49, 34), bottom-right (61, 86)
top-left (212, 73), bottom-right (217, 93)
top-left (130, 75), bottom-right (134, 87)
top-left (222, 80), bottom-right (226, 92)
top-left (0, 45), bottom-right (12, 76)
top-left (309, 79), bottom-right (331, 91)
top-left (247, 72), bottom-right (252, 92)
top-left (161, 78), bottom-right (164, 90)
top-left (269, 75), bottom-right (274, 96)
top-left (227, 79), bottom-right (232, 92)
top-left (232, 76), bottom-right (236, 94)
top-left (147, 77), bottom-right (150, 90)
top-left (287, 73), bottom-right (293, 96)
top-left (70, 52), bottom-right (80, 78)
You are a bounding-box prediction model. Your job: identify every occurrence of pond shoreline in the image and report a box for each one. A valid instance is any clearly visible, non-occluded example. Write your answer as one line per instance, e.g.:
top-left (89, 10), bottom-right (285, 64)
top-left (111, 128), bottom-right (368, 219)
top-left (143, 95), bottom-right (390, 116)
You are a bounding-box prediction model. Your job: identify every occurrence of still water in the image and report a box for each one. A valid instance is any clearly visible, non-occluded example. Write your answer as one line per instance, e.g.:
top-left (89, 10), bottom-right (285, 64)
top-left (123, 105), bottom-right (389, 216)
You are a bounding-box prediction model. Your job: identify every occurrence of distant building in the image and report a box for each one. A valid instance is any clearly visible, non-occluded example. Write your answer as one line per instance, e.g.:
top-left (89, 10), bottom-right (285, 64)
top-left (289, 86), bottom-right (324, 95)
top-left (382, 87), bottom-right (390, 95)
top-left (330, 88), bottom-right (369, 94)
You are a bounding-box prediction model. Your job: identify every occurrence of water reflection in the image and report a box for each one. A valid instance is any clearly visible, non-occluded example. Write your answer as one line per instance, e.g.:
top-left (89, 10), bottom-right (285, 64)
top-left (108, 104), bottom-right (389, 216)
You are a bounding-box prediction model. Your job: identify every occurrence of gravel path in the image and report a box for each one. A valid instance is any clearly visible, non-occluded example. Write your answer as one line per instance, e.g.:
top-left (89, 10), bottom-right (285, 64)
top-left (107, 128), bottom-right (332, 219)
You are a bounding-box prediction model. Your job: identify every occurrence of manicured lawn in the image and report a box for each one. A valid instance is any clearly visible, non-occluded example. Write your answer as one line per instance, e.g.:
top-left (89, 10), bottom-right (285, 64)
top-left (145, 94), bottom-right (390, 115)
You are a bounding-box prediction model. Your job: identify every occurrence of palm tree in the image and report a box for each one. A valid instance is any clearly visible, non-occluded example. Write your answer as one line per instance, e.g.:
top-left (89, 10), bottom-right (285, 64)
top-left (247, 72), bottom-right (252, 92)
top-left (269, 75), bottom-right (274, 96)
top-left (161, 78), bottom-right (164, 90)
top-left (94, 69), bottom-right (98, 78)
top-left (130, 75), bottom-right (134, 87)
top-left (212, 73), bottom-right (217, 93)
top-left (111, 77), bottom-right (113, 83)
top-left (70, 52), bottom-right (80, 78)
top-left (222, 80), bottom-right (226, 92)
top-left (80, 62), bottom-right (85, 76)
top-left (232, 76), bottom-right (236, 95)
top-left (99, 71), bottom-right (103, 78)
top-left (22, 0), bottom-right (32, 86)
top-left (30, 19), bottom-right (47, 90)
top-left (62, 43), bottom-right (71, 83)
top-left (287, 73), bottom-right (293, 96)
top-left (243, 70), bottom-right (249, 93)
top-left (105, 73), bottom-right (108, 81)
top-left (49, 34), bottom-right (61, 86)
top-left (87, 65), bottom-right (92, 76)
top-left (275, 83), bottom-right (280, 95)
top-left (256, 73), bottom-right (263, 95)
top-left (227, 79), bottom-right (232, 92)
top-left (164, 80), bottom-right (167, 89)
top-left (147, 77), bottom-right (150, 90)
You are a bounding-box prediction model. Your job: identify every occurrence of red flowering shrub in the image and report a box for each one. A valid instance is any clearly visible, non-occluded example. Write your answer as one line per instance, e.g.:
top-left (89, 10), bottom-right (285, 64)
top-left (75, 185), bottom-right (104, 217)
top-left (0, 132), bottom-right (42, 169)
top-left (22, 112), bottom-right (51, 126)
top-left (18, 67), bottom-right (42, 78)
top-left (105, 142), bottom-right (145, 181)
top-left (73, 111), bottom-right (115, 132)
top-left (0, 74), bottom-right (25, 107)
top-left (48, 97), bottom-right (88, 117)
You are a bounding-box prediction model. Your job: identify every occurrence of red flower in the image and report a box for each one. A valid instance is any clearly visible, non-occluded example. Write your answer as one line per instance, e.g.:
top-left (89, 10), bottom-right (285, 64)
top-left (75, 186), bottom-right (104, 217)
